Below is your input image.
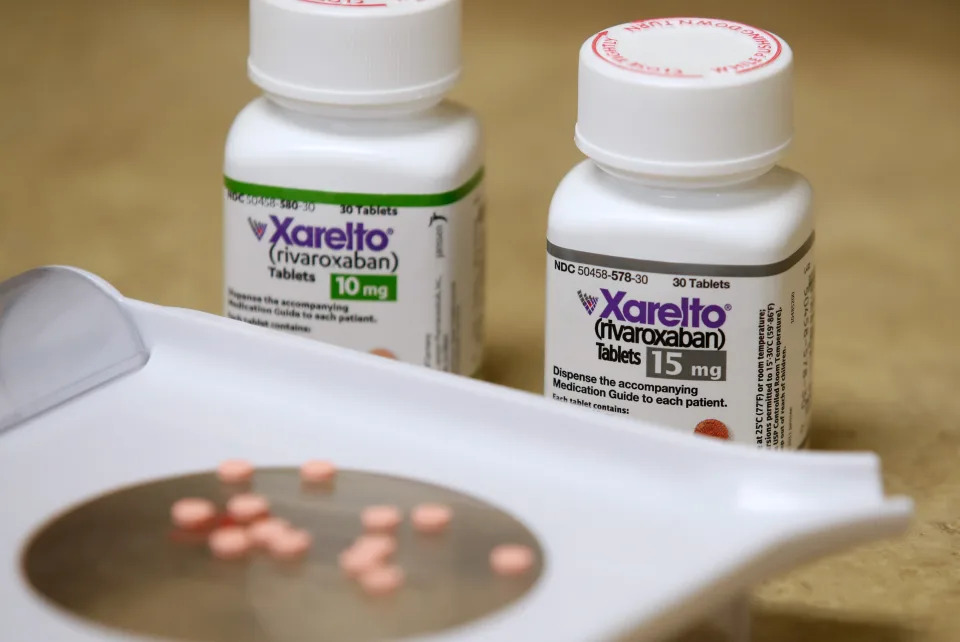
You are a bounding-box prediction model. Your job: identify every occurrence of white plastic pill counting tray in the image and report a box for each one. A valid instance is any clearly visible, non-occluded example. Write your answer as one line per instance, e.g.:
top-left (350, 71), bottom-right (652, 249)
top-left (0, 267), bottom-right (911, 642)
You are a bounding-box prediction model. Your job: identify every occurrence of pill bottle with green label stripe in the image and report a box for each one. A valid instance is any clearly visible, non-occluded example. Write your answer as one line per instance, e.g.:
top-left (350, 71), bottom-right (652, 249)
top-left (224, 0), bottom-right (485, 376)
top-left (545, 18), bottom-right (815, 449)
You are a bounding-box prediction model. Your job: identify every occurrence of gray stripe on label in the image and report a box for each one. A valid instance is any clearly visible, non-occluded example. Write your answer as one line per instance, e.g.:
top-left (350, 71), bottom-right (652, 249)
top-left (547, 234), bottom-right (815, 277)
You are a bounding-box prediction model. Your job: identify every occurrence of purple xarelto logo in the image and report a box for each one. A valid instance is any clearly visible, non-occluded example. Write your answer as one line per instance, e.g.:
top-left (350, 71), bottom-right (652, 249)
top-left (248, 217), bottom-right (268, 241)
top-left (578, 290), bottom-right (599, 315)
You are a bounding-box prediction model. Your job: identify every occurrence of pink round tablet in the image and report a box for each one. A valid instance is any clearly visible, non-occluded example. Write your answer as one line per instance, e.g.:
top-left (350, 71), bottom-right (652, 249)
top-left (411, 503), bottom-right (452, 534)
top-left (227, 493), bottom-right (270, 523)
top-left (361, 505), bottom-right (402, 533)
top-left (209, 526), bottom-right (252, 560)
top-left (248, 517), bottom-right (290, 548)
top-left (217, 459), bottom-right (254, 484)
top-left (268, 528), bottom-right (312, 561)
top-left (170, 498), bottom-right (217, 530)
top-left (352, 534), bottom-right (397, 561)
top-left (490, 544), bottom-right (535, 577)
top-left (359, 565), bottom-right (405, 596)
top-left (339, 547), bottom-right (384, 578)
top-left (300, 460), bottom-right (336, 483)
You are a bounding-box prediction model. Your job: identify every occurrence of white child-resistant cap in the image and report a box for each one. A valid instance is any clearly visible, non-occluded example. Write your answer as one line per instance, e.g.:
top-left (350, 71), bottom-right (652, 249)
top-left (248, 0), bottom-right (461, 105)
top-left (576, 18), bottom-right (794, 178)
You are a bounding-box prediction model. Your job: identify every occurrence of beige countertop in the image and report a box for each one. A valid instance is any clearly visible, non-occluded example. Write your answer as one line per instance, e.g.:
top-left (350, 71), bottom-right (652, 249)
top-left (2, 0), bottom-right (959, 639)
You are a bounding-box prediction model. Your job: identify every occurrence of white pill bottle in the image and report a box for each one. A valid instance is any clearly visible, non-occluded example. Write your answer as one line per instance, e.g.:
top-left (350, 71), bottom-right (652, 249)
top-left (224, 0), bottom-right (485, 375)
top-left (545, 18), bottom-right (815, 449)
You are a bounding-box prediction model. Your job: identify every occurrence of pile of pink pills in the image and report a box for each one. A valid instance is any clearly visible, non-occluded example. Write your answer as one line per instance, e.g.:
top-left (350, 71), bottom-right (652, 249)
top-left (340, 533), bottom-right (404, 595)
top-left (184, 489), bottom-right (312, 561)
top-left (171, 459), bottom-right (333, 561)
top-left (170, 459), bottom-right (537, 590)
top-left (338, 507), bottom-right (406, 594)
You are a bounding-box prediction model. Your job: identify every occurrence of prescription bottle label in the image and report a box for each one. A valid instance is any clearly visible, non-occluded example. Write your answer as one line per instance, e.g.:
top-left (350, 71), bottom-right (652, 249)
top-left (544, 237), bottom-right (815, 448)
top-left (223, 169), bottom-right (485, 375)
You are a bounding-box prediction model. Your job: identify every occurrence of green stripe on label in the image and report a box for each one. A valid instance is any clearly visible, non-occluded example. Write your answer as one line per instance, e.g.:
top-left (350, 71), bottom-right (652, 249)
top-left (330, 274), bottom-right (397, 302)
top-left (225, 168), bottom-right (484, 207)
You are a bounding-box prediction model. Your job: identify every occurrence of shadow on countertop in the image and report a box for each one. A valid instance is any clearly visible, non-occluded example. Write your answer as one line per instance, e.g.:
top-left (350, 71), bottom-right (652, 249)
top-left (752, 606), bottom-right (920, 642)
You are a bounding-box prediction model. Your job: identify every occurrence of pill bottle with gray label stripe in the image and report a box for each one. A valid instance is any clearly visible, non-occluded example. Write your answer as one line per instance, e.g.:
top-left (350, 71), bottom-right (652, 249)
top-left (223, 0), bottom-right (485, 376)
top-left (544, 18), bottom-right (814, 449)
